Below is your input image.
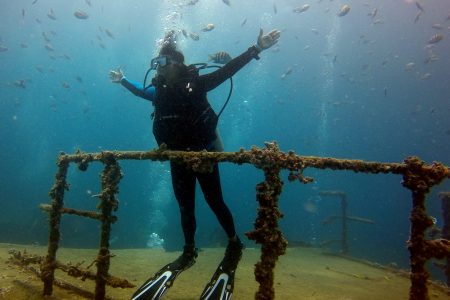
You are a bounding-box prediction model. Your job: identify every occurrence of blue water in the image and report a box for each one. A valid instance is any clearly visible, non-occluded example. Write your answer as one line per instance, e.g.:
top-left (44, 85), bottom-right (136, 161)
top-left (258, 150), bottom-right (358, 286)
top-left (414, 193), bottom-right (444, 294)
top-left (1, 0), bottom-right (449, 283)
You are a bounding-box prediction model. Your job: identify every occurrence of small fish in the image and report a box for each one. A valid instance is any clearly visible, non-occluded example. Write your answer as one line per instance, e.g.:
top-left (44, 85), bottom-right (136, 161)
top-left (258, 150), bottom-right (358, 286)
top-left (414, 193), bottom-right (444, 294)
top-left (428, 34), bottom-right (444, 44)
top-left (47, 9), bottom-right (57, 20)
top-left (42, 31), bottom-right (51, 42)
top-left (424, 53), bottom-right (439, 64)
top-left (337, 4), bottom-right (350, 17)
top-left (181, 29), bottom-right (188, 38)
top-left (281, 67), bottom-right (293, 79)
top-left (62, 81), bottom-right (71, 89)
top-left (32, 0), bottom-right (38, 4)
top-left (20, 43), bottom-right (28, 48)
top-left (420, 72), bottom-right (431, 80)
top-left (293, 4), bottom-right (310, 13)
top-left (415, 1), bottom-right (424, 12)
top-left (241, 18), bottom-right (247, 27)
top-left (44, 43), bottom-right (55, 51)
top-left (384, 87), bottom-right (387, 97)
top-left (208, 51), bottom-right (232, 64)
top-left (404, 62), bottom-right (415, 71)
top-left (222, 0), bottom-right (231, 7)
top-left (201, 23), bottom-right (215, 32)
top-left (35, 66), bottom-right (44, 73)
top-left (273, 4), bottom-right (277, 14)
top-left (76, 76), bottom-right (83, 83)
top-left (414, 11), bottom-right (422, 23)
top-left (74, 10), bottom-right (89, 20)
top-left (22, 8), bottom-right (25, 19)
top-left (14, 80), bottom-right (26, 89)
top-left (35, 18), bottom-right (41, 24)
top-left (189, 32), bottom-right (199, 41)
top-left (370, 8), bottom-right (378, 19)
top-left (187, 0), bottom-right (199, 5)
top-left (105, 29), bottom-right (115, 39)
top-left (85, 0), bottom-right (92, 7)
top-left (431, 23), bottom-right (443, 30)
top-left (0, 45), bottom-right (8, 52)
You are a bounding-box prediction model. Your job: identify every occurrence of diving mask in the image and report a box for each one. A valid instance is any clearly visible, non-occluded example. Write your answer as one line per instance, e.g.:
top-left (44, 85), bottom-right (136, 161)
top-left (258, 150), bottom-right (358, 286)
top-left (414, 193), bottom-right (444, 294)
top-left (150, 55), bottom-right (178, 70)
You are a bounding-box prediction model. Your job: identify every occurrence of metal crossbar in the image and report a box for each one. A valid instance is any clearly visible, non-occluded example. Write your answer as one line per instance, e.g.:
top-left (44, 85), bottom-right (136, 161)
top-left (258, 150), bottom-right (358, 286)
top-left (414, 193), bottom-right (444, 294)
top-left (39, 143), bottom-right (450, 300)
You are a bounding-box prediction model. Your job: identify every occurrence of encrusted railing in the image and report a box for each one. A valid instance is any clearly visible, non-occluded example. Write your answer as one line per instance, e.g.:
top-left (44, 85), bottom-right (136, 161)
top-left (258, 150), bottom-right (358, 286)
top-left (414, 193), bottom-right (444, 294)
top-left (32, 143), bottom-right (450, 299)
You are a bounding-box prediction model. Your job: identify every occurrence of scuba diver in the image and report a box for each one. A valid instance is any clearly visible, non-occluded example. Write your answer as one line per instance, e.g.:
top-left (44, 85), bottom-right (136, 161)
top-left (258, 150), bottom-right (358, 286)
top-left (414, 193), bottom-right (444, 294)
top-left (109, 28), bottom-right (281, 300)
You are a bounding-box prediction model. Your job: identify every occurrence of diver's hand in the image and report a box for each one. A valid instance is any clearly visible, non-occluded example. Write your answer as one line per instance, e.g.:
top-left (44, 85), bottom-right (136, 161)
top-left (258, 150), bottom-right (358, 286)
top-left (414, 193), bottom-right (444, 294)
top-left (109, 68), bottom-right (124, 83)
top-left (257, 28), bottom-right (281, 50)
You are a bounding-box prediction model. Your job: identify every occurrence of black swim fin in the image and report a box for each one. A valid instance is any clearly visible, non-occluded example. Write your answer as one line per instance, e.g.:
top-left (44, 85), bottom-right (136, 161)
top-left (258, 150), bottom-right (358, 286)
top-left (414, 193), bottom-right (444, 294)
top-left (201, 238), bottom-right (243, 300)
top-left (200, 264), bottom-right (235, 300)
top-left (131, 262), bottom-right (184, 300)
top-left (131, 246), bottom-right (197, 300)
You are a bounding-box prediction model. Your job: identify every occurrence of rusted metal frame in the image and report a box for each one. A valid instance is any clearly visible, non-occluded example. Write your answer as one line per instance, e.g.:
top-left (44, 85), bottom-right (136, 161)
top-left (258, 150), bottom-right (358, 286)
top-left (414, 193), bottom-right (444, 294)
top-left (94, 152), bottom-right (123, 300)
top-left (438, 192), bottom-right (450, 286)
top-left (43, 146), bottom-right (450, 300)
top-left (39, 204), bottom-right (115, 222)
top-left (401, 157), bottom-right (450, 300)
top-left (41, 155), bottom-right (69, 296)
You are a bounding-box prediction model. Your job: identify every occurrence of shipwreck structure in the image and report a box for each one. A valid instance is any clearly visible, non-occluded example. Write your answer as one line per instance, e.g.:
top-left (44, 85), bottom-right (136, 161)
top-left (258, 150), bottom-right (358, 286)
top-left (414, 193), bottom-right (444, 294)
top-left (18, 143), bottom-right (450, 299)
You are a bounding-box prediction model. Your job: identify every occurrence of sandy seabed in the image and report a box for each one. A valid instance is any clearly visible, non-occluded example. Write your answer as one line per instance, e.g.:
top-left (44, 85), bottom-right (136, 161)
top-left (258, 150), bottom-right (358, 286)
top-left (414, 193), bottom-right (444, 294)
top-left (0, 243), bottom-right (449, 300)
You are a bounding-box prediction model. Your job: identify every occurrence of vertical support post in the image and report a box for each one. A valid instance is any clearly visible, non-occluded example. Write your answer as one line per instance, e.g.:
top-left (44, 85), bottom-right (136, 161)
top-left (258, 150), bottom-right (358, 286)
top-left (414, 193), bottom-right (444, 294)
top-left (341, 194), bottom-right (348, 254)
top-left (402, 157), bottom-right (448, 300)
top-left (95, 152), bottom-right (122, 300)
top-left (246, 143), bottom-right (288, 300)
top-left (439, 192), bottom-right (450, 286)
top-left (41, 155), bottom-right (69, 296)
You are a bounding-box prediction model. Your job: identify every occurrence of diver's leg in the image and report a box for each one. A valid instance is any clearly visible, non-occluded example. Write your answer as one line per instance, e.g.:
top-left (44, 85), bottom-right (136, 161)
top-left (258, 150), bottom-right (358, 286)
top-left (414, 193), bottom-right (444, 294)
top-left (197, 163), bottom-right (236, 239)
top-left (170, 161), bottom-right (197, 246)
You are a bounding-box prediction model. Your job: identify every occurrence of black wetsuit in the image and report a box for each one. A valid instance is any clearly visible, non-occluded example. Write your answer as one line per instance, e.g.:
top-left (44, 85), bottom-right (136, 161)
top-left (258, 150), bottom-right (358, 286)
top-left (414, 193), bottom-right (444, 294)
top-left (121, 46), bottom-right (261, 245)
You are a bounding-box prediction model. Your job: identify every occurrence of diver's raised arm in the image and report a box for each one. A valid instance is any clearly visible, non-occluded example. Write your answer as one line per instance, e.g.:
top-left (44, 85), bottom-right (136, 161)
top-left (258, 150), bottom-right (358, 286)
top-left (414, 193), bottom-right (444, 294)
top-left (109, 67), bottom-right (155, 101)
top-left (201, 28), bottom-right (281, 91)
